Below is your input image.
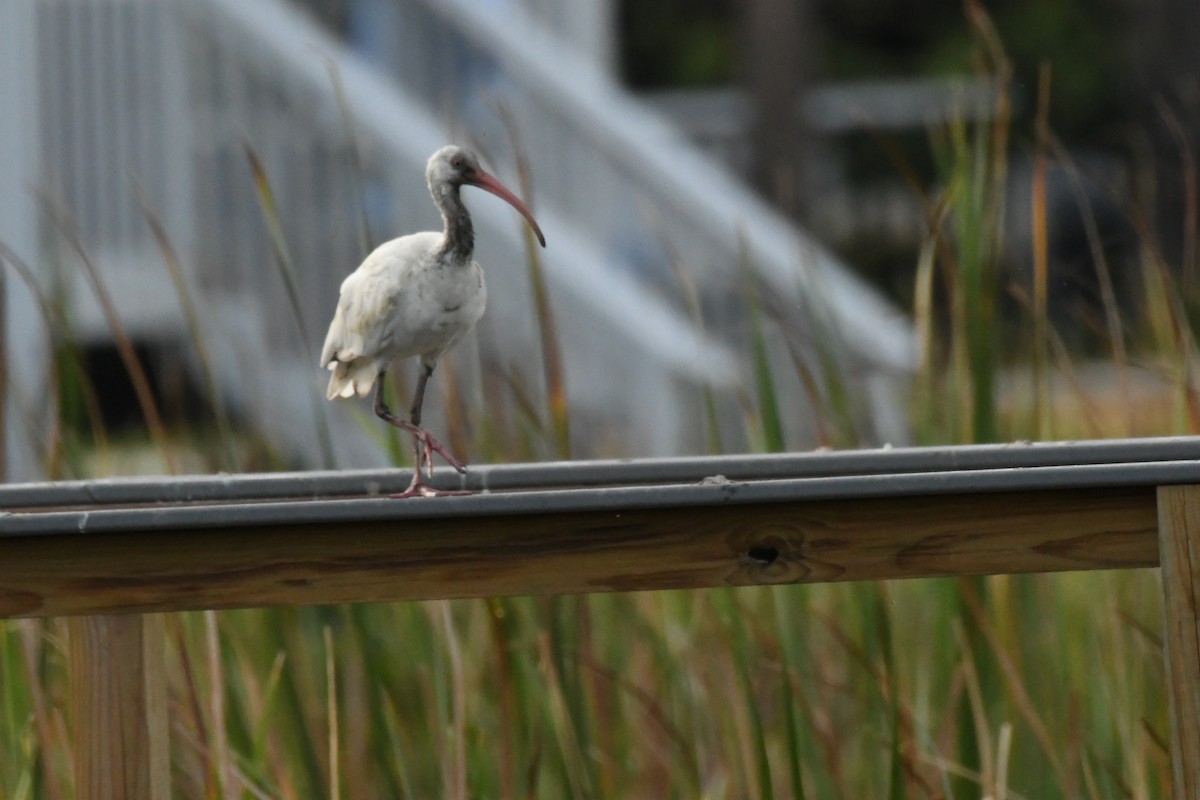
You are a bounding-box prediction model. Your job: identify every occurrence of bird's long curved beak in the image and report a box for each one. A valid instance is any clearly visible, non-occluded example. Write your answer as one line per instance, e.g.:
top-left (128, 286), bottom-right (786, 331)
top-left (468, 170), bottom-right (547, 248)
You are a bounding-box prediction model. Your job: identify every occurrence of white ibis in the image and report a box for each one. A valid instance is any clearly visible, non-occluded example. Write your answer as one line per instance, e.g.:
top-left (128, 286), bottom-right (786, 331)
top-left (320, 145), bottom-right (546, 497)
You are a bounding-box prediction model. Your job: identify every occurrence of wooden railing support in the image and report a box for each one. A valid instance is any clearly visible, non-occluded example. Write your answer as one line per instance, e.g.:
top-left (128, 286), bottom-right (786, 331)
top-left (1156, 485), bottom-right (1200, 800)
top-left (68, 613), bottom-right (170, 800)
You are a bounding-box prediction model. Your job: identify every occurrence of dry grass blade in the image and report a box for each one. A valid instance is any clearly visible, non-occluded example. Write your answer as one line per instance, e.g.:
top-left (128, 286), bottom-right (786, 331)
top-left (738, 232), bottom-right (785, 452)
top-left (35, 192), bottom-right (179, 474)
top-left (167, 616), bottom-right (211, 795)
top-left (954, 619), bottom-right (994, 796)
top-left (962, 0), bottom-right (1011, 443)
top-left (1126, 201), bottom-right (1200, 432)
top-left (996, 721), bottom-right (1013, 800)
top-left (644, 204), bottom-right (724, 453)
top-left (912, 194), bottom-right (955, 439)
top-left (1031, 64), bottom-right (1052, 440)
top-left (485, 598), bottom-right (519, 799)
top-left (242, 138), bottom-right (338, 468)
top-left (206, 610), bottom-right (235, 797)
top-left (537, 631), bottom-right (591, 798)
top-left (1049, 138), bottom-right (1129, 347)
top-left (435, 603), bottom-right (467, 800)
top-left (324, 625), bottom-right (341, 800)
top-left (715, 591), bottom-right (775, 799)
top-left (440, 353), bottom-right (472, 467)
top-left (496, 362), bottom-right (547, 458)
top-left (1155, 98), bottom-right (1199, 287)
top-left (242, 141), bottom-right (301, 323)
top-left (576, 653), bottom-right (703, 790)
top-left (494, 103), bottom-right (570, 459)
top-left (757, 283), bottom-right (841, 448)
top-left (958, 582), bottom-right (1066, 784)
top-left (0, 240), bottom-right (111, 476)
top-left (250, 651), bottom-right (293, 797)
top-left (769, 589), bottom-right (810, 800)
top-left (17, 621), bottom-right (67, 800)
top-left (323, 57), bottom-right (376, 259)
top-left (1008, 284), bottom-right (1106, 437)
top-left (1159, 263), bottom-right (1200, 430)
top-left (131, 177), bottom-right (239, 469)
top-left (1043, 132), bottom-right (1133, 429)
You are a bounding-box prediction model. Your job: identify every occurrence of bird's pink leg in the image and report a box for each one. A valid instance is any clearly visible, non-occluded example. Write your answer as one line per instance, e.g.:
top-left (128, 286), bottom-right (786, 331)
top-left (373, 368), bottom-right (471, 498)
top-left (390, 423), bottom-right (471, 498)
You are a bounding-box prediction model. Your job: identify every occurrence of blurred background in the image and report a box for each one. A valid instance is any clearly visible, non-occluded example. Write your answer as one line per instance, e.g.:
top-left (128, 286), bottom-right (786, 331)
top-left (0, 0), bottom-right (1197, 477)
top-left (1, 3), bottom-right (1194, 798)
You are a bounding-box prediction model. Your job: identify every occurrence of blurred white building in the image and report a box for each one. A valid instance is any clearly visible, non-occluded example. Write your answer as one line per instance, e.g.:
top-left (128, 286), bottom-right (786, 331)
top-left (0, 0), bottom-right (914, 478)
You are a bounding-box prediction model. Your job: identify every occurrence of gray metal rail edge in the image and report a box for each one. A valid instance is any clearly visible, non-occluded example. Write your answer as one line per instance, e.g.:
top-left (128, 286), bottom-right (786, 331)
top-left (3, 437), bottom-right (1200, 537)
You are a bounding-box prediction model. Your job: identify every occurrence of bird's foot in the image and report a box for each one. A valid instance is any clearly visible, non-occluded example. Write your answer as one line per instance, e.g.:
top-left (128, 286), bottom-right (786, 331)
top-left (387, 426), bottom-right (470, 498)
top-left (389, 470), bottom-right (472, 499)
top-left (389, 483), bottom-right (472, 499)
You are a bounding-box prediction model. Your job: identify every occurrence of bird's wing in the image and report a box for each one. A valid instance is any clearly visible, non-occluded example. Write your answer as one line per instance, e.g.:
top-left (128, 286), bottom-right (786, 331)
top-left (321, 270), bottom-right (393, 366)
top-left (319, 233), bottom-right (441, 367)
top-left (319, 263), bottom-right (403, 400)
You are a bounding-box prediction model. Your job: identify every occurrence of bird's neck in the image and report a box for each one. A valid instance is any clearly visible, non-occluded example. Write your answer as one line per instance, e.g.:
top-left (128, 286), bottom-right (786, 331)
top-left (435, 184), bottom-right (475, 263)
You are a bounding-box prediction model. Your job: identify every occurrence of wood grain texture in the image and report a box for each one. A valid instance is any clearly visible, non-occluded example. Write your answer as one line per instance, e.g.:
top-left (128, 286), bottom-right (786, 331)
top-left (1156, 485), bottom-right (1200, 800)
top-left (68, 614), bottom-right (169, 799)
top-left (0, 487), bottom-right (1158, 618)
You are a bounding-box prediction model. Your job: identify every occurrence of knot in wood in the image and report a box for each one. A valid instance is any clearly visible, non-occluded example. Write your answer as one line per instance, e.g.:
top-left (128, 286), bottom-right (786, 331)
top-left (725, 524), bottom-right (809, 585)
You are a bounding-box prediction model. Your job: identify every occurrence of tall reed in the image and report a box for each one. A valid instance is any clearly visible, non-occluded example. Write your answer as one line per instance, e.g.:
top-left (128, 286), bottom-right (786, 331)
top-left (243, 141), bottom-right (338, 470)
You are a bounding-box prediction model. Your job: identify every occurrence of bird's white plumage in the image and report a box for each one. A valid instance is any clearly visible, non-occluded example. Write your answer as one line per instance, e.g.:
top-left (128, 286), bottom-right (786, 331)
top-left (320, 231), bottom-right (486, 400)
top-left (317, 145), bottom-right (543, 496)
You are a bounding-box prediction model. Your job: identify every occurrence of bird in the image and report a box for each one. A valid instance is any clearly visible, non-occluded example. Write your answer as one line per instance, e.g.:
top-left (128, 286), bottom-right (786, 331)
top-left (320, 145), bottom-right (546, 497)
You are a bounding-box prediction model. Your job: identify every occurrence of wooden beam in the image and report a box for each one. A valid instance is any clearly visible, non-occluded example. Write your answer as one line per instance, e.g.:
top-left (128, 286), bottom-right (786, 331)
top-left (0, 486), bottom-right (1158, 618)
top-left (1156, 485), bottom-right (1200, 800)
top-left (68, 614), bottom-right (170, 799)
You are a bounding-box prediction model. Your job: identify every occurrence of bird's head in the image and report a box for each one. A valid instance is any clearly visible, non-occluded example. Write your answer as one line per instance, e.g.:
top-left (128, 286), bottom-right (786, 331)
top-left (427, 145), bottom-right (546, 247)
top-left (427, 145), bottom-right (482, 188)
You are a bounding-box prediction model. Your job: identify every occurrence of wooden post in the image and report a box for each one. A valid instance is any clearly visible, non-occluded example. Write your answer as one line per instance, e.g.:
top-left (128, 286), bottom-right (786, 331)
top-left (68, 614), bottom-right (170, 800)
top-left (1156, 485), bottom-right (1200, 799)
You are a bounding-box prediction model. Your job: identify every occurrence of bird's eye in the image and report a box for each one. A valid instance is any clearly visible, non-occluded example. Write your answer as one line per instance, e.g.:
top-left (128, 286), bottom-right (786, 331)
top-left (450, 155), bottom-right (464, 169)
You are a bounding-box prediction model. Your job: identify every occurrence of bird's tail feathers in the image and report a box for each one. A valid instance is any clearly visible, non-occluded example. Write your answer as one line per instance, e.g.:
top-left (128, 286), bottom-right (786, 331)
top-left (325, 358), bottom-right (379, 400)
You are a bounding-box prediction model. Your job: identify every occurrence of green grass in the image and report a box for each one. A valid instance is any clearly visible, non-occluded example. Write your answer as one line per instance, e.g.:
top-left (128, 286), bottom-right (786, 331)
top-left (4, 574), bottom-right (1168, 798)
top-left (0, 10), bottom-right (1193, 796)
